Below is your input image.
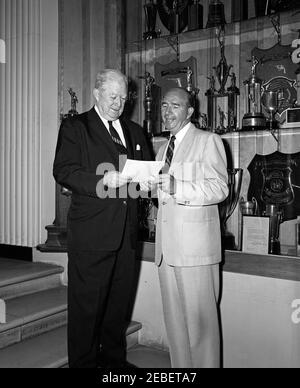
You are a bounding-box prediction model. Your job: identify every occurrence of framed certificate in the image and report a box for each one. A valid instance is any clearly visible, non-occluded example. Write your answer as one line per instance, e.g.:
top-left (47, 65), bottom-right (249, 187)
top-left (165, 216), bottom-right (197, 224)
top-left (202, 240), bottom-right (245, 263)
top-left (242, 216), bottom-right (270, 255)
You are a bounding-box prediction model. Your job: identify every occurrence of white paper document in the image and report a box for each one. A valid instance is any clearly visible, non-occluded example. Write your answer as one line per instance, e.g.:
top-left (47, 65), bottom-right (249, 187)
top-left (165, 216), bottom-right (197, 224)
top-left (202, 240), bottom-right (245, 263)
top-left (121, 159), bottom-right (165, 183)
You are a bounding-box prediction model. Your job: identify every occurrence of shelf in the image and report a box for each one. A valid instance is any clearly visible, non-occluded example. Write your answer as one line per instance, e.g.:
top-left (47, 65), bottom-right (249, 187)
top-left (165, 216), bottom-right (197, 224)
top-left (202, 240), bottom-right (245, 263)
top-left (224, 250), bottom-right (300, 282)
top-left (137, 241), bottom-right (300, 282)
top-left (126, 8), bottom-right (300, 54)
top-left (220, 127), bottom-right (300, 139)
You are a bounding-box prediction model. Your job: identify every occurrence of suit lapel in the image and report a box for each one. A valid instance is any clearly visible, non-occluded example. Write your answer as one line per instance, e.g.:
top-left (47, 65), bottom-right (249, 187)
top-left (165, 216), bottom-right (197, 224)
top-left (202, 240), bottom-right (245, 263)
top-left (157, 141), bottom-right (168, 162)
top-left (172, 126), bottom-right (197, 164)
top-left (87, 108), bottom-right (120, 164)
top-left (120, 119), bottom-right (134, 159)
top-left (157, 126), bottom-right (196, 164)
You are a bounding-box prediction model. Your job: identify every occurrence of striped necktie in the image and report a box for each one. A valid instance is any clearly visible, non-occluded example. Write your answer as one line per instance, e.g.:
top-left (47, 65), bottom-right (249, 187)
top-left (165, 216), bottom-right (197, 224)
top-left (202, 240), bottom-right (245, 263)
top-left (165, 135), bottom-right (176, 168)
top-left (108, 120), bottom-right (127, 154)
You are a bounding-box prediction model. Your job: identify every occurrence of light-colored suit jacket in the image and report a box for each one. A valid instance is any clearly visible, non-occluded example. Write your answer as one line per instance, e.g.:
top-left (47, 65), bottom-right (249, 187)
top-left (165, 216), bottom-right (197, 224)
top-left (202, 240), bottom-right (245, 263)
top-left (155, 124), bottom-right (229, 267)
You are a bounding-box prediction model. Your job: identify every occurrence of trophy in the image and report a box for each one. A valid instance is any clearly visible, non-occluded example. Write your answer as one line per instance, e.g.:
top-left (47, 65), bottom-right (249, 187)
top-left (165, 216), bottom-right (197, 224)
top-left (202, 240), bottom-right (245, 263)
top-left (186, 66), bottom-right (199, 98)
top-left (143, 0), bottom-right (158, 40)
top-left (217, 106), bottom-right (226, 132)
top-left (186, 66), bottom-right (200, 127)
top-left (60, 88), bottom-right (79, 196)
top-left (220, 168), bottom-right (243, 250)
top-left (156, 0), bottom-right (189, 35)
top-left (240, 197), bottom-right (258, 216)
top-left (61, 88), bottom-right (79, 121)
top-left (188, 0), bottom-right (203, 31)
top-left (227, 72), bottom-right (240, 131)
top-left (262, 90), bottom-right (279, 132)
top-left (205, 28), bottom-right (239, 133)
top-left (214, 27), bottom-right (232, 95)
top-left (242, 57), bottom-right (266, 131)
top-left (263, 204), bottom-right (283, 255)
top-left (206, 0), bottom-right (226, 28)
top-left (139, 72), bottom-right (155, 137)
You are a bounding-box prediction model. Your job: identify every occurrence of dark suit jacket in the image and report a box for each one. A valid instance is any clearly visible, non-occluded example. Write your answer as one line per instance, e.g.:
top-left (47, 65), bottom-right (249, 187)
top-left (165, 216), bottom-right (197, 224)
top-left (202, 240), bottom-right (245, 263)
top-left (53, 107), bottom-right (153, 252)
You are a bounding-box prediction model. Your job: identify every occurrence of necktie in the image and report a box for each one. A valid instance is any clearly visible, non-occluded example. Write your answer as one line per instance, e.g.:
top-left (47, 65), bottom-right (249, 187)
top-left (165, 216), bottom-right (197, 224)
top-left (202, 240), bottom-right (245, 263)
top-left (108, 121), bottom-right (127, 155)
top-left (165, 135), bottom-right (176, 168)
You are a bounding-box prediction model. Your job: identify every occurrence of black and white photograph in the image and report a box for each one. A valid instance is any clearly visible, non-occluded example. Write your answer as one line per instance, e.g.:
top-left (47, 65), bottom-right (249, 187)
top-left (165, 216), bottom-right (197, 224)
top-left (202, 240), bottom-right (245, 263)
top-left (0, 0), bottom-right (300, 372)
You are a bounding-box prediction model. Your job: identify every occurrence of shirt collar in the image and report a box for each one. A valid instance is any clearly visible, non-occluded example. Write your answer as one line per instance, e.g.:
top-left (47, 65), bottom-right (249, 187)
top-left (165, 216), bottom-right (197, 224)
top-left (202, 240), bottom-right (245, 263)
top-left (94, 105), bottom-right (120, 128)
top-left (172, 122), bottom-right (191, 145)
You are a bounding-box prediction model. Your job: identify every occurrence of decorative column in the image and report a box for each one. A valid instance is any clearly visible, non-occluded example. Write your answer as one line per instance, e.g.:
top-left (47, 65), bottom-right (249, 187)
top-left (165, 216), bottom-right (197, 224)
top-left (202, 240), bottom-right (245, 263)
top-left (0, 0), bottom-right (42, 247)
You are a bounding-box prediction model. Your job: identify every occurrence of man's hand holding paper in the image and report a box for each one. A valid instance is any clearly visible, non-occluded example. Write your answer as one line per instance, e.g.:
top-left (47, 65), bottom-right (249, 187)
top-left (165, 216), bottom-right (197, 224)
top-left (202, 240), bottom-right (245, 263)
top-left (121, 159), bottom-right (165, 184)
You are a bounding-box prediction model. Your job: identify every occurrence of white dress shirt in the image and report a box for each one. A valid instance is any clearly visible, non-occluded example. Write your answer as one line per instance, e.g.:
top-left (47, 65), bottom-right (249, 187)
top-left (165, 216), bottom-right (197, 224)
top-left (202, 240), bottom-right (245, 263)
top-left (94, 105), bottom-right (127, 147)
top-left (163, 122), bottom-right (191, 162)
top-left (160, 122), bottom-right (192, 201)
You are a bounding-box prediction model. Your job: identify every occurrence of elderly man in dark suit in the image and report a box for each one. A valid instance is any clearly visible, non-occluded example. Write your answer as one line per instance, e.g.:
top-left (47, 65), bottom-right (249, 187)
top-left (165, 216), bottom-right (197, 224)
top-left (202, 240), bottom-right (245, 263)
top-left (53, 69), bottom-right (152, 368)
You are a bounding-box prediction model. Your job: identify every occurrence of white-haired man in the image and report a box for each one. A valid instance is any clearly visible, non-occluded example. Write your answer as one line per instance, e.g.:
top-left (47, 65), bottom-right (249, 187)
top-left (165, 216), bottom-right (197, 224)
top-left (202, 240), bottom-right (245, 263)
top-left (54, 69), bottom-right (152, 368)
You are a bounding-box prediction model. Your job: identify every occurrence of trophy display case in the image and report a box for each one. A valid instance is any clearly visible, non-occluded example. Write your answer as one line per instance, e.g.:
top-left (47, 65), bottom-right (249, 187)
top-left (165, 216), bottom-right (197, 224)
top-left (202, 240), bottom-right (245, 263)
top-left (126, 5), bottom-right (300, 256)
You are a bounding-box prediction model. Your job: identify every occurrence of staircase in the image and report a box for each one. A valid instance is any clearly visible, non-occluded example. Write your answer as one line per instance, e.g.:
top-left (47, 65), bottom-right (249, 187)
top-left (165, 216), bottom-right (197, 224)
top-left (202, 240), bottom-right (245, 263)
top-left (0, 258), bottom-right (142, 368)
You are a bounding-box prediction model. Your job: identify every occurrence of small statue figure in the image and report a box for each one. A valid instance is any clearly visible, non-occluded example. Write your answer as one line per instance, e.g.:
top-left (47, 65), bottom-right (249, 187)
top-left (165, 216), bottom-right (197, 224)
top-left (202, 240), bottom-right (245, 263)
top-left (186, 67), bottom-right (193, 93)
top-left (251, 56), bottom-right (259, 77)
top-left (207, 75), bottom-right (216, 93)
top-left (186, 67), bottom-right (200, 99)
top-left (228, 109), bottom-right (235, 129)
top-left (218, 106), bottom-right (226, 130)
top-left (200, 113), bottom-right (208, 129)
top-left (139, 72), bottom-right (155, 137)
top-left (230, 72), bottom-right (237, 89)
top-left (228, 71), bottom-right (239, 94)
top-left (214, 27), bottom-right (233, 94)
top-left (217, 26), bottom-right (225, 56)
top-left (68, 88), bottom-right (78, 115)
top-left (144, 72), bottom-right (155, 99)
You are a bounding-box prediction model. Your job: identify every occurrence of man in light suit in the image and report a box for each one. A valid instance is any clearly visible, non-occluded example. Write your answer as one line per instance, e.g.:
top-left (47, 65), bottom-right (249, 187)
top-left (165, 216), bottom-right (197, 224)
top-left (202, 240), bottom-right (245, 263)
top-left (155, 88), bottom-right (229, 368)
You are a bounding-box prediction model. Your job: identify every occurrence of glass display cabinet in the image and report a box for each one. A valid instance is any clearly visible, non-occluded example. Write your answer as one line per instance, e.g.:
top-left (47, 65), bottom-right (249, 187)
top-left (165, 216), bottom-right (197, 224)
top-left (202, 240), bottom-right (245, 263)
top-left (126, 3), bottom-right (300, 257)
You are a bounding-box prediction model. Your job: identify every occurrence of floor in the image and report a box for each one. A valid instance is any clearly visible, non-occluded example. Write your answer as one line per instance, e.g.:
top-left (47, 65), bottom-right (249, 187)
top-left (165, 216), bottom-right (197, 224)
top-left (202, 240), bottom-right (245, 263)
top-left (127, 346), bottom-right (171, 369)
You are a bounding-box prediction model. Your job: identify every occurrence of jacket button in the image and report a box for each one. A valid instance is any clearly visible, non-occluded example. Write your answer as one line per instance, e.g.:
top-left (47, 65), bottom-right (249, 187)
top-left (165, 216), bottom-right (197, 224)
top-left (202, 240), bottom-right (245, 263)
top-left (123, 201), bottom-right (127, 206)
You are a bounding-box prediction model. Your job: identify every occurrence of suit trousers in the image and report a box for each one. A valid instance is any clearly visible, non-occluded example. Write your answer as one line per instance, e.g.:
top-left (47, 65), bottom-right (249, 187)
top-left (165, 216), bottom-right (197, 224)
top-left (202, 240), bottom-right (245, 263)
top-left (67, 213), bottom-right (137, 368)
top-left (158, 258), bottom-right (221, 368)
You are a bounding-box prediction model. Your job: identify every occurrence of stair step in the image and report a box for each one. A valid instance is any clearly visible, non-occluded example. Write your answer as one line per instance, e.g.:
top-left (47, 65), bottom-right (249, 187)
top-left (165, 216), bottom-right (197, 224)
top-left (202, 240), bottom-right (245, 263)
top-left (127, 321), bottom-right (142, 336)
top-left (0, 286), bottom-right (67, 348)
top-left (0, 325), bottom-right (68, 368)
top-left (0, 321), bottom-right (142, 368)
top-left (0, 258), bottom-right (64, 301)
top-left (126, 321), bottom-right (142, 350)
top-left (127, 345), bottom-right (171, 369)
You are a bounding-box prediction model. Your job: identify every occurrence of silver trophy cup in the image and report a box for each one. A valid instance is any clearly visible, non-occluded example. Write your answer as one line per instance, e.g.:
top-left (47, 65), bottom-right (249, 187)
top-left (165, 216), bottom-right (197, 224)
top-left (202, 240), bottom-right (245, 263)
top-left (262, 90), bottom-right (279, 131)
top-left (263, 204), bottom-right (283, 255)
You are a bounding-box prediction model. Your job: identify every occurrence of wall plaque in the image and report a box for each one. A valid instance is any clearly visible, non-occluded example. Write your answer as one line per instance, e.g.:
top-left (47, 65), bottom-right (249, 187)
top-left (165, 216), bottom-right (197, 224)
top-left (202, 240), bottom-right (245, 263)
top-left (247, 151), bottom-right (300, 222)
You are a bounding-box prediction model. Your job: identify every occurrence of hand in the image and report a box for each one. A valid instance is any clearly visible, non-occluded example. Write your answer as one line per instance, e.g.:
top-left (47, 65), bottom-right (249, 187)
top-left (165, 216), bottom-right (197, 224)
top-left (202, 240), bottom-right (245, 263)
top-left (103, 171), bottom-right (131, 189)
top-left (139, 176), bottom-right (157, 192)
top-left (158, 174), bottom-right (176, 195)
